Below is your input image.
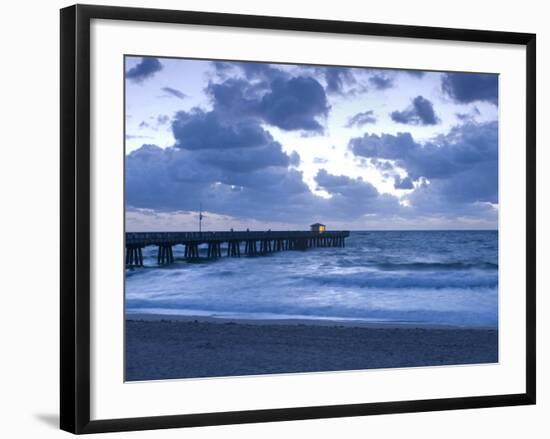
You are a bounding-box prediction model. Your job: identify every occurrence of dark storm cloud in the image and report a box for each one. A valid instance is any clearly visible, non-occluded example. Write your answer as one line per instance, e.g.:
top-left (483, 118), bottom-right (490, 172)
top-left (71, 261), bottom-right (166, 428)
top-left (161, 87), bottom-right (187, 100)
top-left (259, 76), bottom-right (329, 132)
top-left (346, 110), bottom-right (377, 128)
top-left (125, 143), bottom-right (318, 222)
top-left (369, 74), bottom-right (394, 90)
top-left (216, 61), bottom-right (360, 96)
top-left (207, 78), bottom-right (261, 116)
top-left (390, 96), bottom-right (439, 126)
top-left (170, 108), bottom-right (293, 173)
top-left (441, 72), bottom-right (498, 105)
top-left (349, 121), bottom-right (498, 205)
top-left (126, 57), bottom-right (163, 83)
top-left (172, 109), bottom-right (274, 150)
top-left (193, 144), bottom-right (290, 173)
top-left (207, 75), bottom-right (329, 133)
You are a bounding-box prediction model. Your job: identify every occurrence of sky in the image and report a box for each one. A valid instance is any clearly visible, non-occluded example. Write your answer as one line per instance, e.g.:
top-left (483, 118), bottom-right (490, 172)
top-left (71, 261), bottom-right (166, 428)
top-left (125, 56), bottom-right (498, 231)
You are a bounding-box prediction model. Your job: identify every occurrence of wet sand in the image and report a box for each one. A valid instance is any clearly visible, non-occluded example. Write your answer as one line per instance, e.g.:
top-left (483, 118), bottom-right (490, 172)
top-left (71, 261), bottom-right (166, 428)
top-left (125, 315), bottom-right (498, 381)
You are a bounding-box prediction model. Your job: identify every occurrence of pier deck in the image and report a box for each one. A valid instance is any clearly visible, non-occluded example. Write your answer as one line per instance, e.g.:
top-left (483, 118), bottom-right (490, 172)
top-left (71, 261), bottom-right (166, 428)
top-left (125, 230), bottom-right (350, 267)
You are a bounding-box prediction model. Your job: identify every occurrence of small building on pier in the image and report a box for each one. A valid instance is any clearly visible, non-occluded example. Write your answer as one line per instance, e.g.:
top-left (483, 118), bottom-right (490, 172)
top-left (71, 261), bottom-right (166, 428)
top-left (310, 223), bottom-right (326, 233)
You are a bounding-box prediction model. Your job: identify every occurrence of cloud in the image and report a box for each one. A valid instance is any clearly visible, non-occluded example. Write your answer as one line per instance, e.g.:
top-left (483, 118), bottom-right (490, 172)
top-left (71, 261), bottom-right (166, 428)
top-left (370, 158), bottom-right (395, 174)
top-left (172, 109), bottom-right (274, 150)
top-left (136, 115), bottom-right (170, 131)
top-left (207, 78), bottom-right (261, 116)
top-left (259, 76), bottom-right (329, 132)
top-left (218, 61), bottom-right (361, 97)
top-left (456, 106), bottom-right (481, 122)
top-left (349, 121), bottom-right (498, 209)
top-left (346, 110), bottom-right (377, 127)
top-left (289, 151), bottom-right (301, 166)
top-left (125, 143), bottom-right (318, 222)
top-left (126, 57), bottom-right (163, 83)
top-left (193, 146), bottom-right (290, 173)
top-left (125, 59), bottom-right (498, 229)
top-left (212, 61), bottom-right (288, 83)
top-left (315, 169), bottom-right (378, 198)
top-left (170, 108), bottom-right (294, 174)
top-left (125, 134), bottom-right (152, 140)
top-left (390, 96), bottom-right (439, 125)
top-left (156, 114), bottom-right (170, 125)
top-left (124, 66), bottom-right (334, 222)
top-left (125, 143), bottom-right (401, 225)
top-left (442, 72), bottom-right (498, 105)
top-left (322, 67), bottom-right (357, 94)
top-left (394, 175), bottom-right (414, 190)
top-left (207, 74), bottom-right (329, 133)
top-left (235, 61), bottom-right (288, 82)
top-left (126, 118), bottom-right (497, 227)
top-left (161, 87), bottom-right (187, 100)
top-left (315, 169), bottom-right (401, 218)
top-left (404, 70), bottom-right (425, 78)
top-left (369, 73), bottom-right (394, 90)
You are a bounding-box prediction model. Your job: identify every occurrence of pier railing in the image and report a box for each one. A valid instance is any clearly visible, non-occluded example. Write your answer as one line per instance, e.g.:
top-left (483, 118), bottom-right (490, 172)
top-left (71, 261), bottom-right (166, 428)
top-left (125, 230), bottom-right (350, 267)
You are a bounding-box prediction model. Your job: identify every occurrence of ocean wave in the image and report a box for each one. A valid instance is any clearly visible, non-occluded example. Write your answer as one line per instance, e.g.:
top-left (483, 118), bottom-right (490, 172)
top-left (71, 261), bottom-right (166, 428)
top-left (371, 261), bottom-right (498, 271)
top-left (125, 294), bottom-right (498, 328)
top-left (125, 230), bottom-right (499, 327)
top-left (294, 271), bottom-right (498, 290)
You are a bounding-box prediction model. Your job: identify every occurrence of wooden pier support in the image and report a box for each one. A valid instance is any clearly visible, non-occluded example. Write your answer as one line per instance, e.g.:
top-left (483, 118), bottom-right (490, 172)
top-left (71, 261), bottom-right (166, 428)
top-left (244, 240), bottom-right (258, 256)
top-left (294, 238), bottom-right (308, 251)
top-left (126, 230), bottom-right (349, 267)
top-left (185, 243), bottom-right (200, 259)
top-left (157, 244), bottom-right (174, 265)
top-left (227, 241), bottom-right (241, 257)
top-left (126, 246), bottom-right (144, 268)
top-left (207, 242), bottom-right (222, 258)
top-left (259, 239), bottom-right (273, 254)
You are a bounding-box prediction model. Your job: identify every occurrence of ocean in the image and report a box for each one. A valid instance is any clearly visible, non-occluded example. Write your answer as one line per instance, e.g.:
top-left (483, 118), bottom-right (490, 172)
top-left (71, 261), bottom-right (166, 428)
top-left (125, 230), bottom-right (498, 328)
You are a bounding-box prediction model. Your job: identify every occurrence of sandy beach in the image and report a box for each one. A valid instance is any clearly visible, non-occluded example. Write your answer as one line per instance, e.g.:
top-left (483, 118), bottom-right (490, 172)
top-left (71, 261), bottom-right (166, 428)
top-left (125, 314), bottom-right (498, 381)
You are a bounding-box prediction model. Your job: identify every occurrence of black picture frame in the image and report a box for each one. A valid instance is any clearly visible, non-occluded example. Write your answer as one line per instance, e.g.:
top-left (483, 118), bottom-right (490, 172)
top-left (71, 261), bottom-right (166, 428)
top-left (60, 4), bottom-right (536, 434)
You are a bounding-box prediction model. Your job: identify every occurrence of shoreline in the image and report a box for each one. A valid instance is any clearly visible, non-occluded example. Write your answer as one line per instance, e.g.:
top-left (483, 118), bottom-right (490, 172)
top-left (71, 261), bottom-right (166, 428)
top-left (126, 312), bottom-right (496, 330)
top-left (125, 314), bottom-right (498, 381)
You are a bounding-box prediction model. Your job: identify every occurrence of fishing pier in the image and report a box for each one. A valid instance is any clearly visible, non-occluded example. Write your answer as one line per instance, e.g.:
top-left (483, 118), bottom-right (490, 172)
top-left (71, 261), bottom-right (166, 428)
top-left (125, 229), bottom-right (350, 268)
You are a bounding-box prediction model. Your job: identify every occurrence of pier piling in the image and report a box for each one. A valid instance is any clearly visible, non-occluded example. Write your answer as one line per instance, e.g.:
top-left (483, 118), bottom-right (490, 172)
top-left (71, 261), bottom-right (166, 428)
top-left (126, 230), bottom-right (350, 267)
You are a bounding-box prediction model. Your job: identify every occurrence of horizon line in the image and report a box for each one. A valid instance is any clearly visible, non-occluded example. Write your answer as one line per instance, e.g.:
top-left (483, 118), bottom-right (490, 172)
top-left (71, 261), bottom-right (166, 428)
top-left (125, 228), bottom-right (498, 233)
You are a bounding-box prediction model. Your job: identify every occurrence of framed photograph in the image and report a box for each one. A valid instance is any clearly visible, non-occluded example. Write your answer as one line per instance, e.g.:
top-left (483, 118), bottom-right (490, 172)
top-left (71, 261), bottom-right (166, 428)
top-left (60, 4), bottom-right (536, 434)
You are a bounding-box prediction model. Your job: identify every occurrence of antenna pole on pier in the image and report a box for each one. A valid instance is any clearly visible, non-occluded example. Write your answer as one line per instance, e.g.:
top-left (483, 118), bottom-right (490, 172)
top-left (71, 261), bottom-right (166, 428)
top-left (199, 203), bottom-right (203, 234)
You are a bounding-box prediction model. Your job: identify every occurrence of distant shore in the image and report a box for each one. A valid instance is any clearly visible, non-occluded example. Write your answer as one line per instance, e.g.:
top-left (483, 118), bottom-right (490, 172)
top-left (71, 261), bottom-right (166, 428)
top-left (125, 314), bottom-right (498, 381)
